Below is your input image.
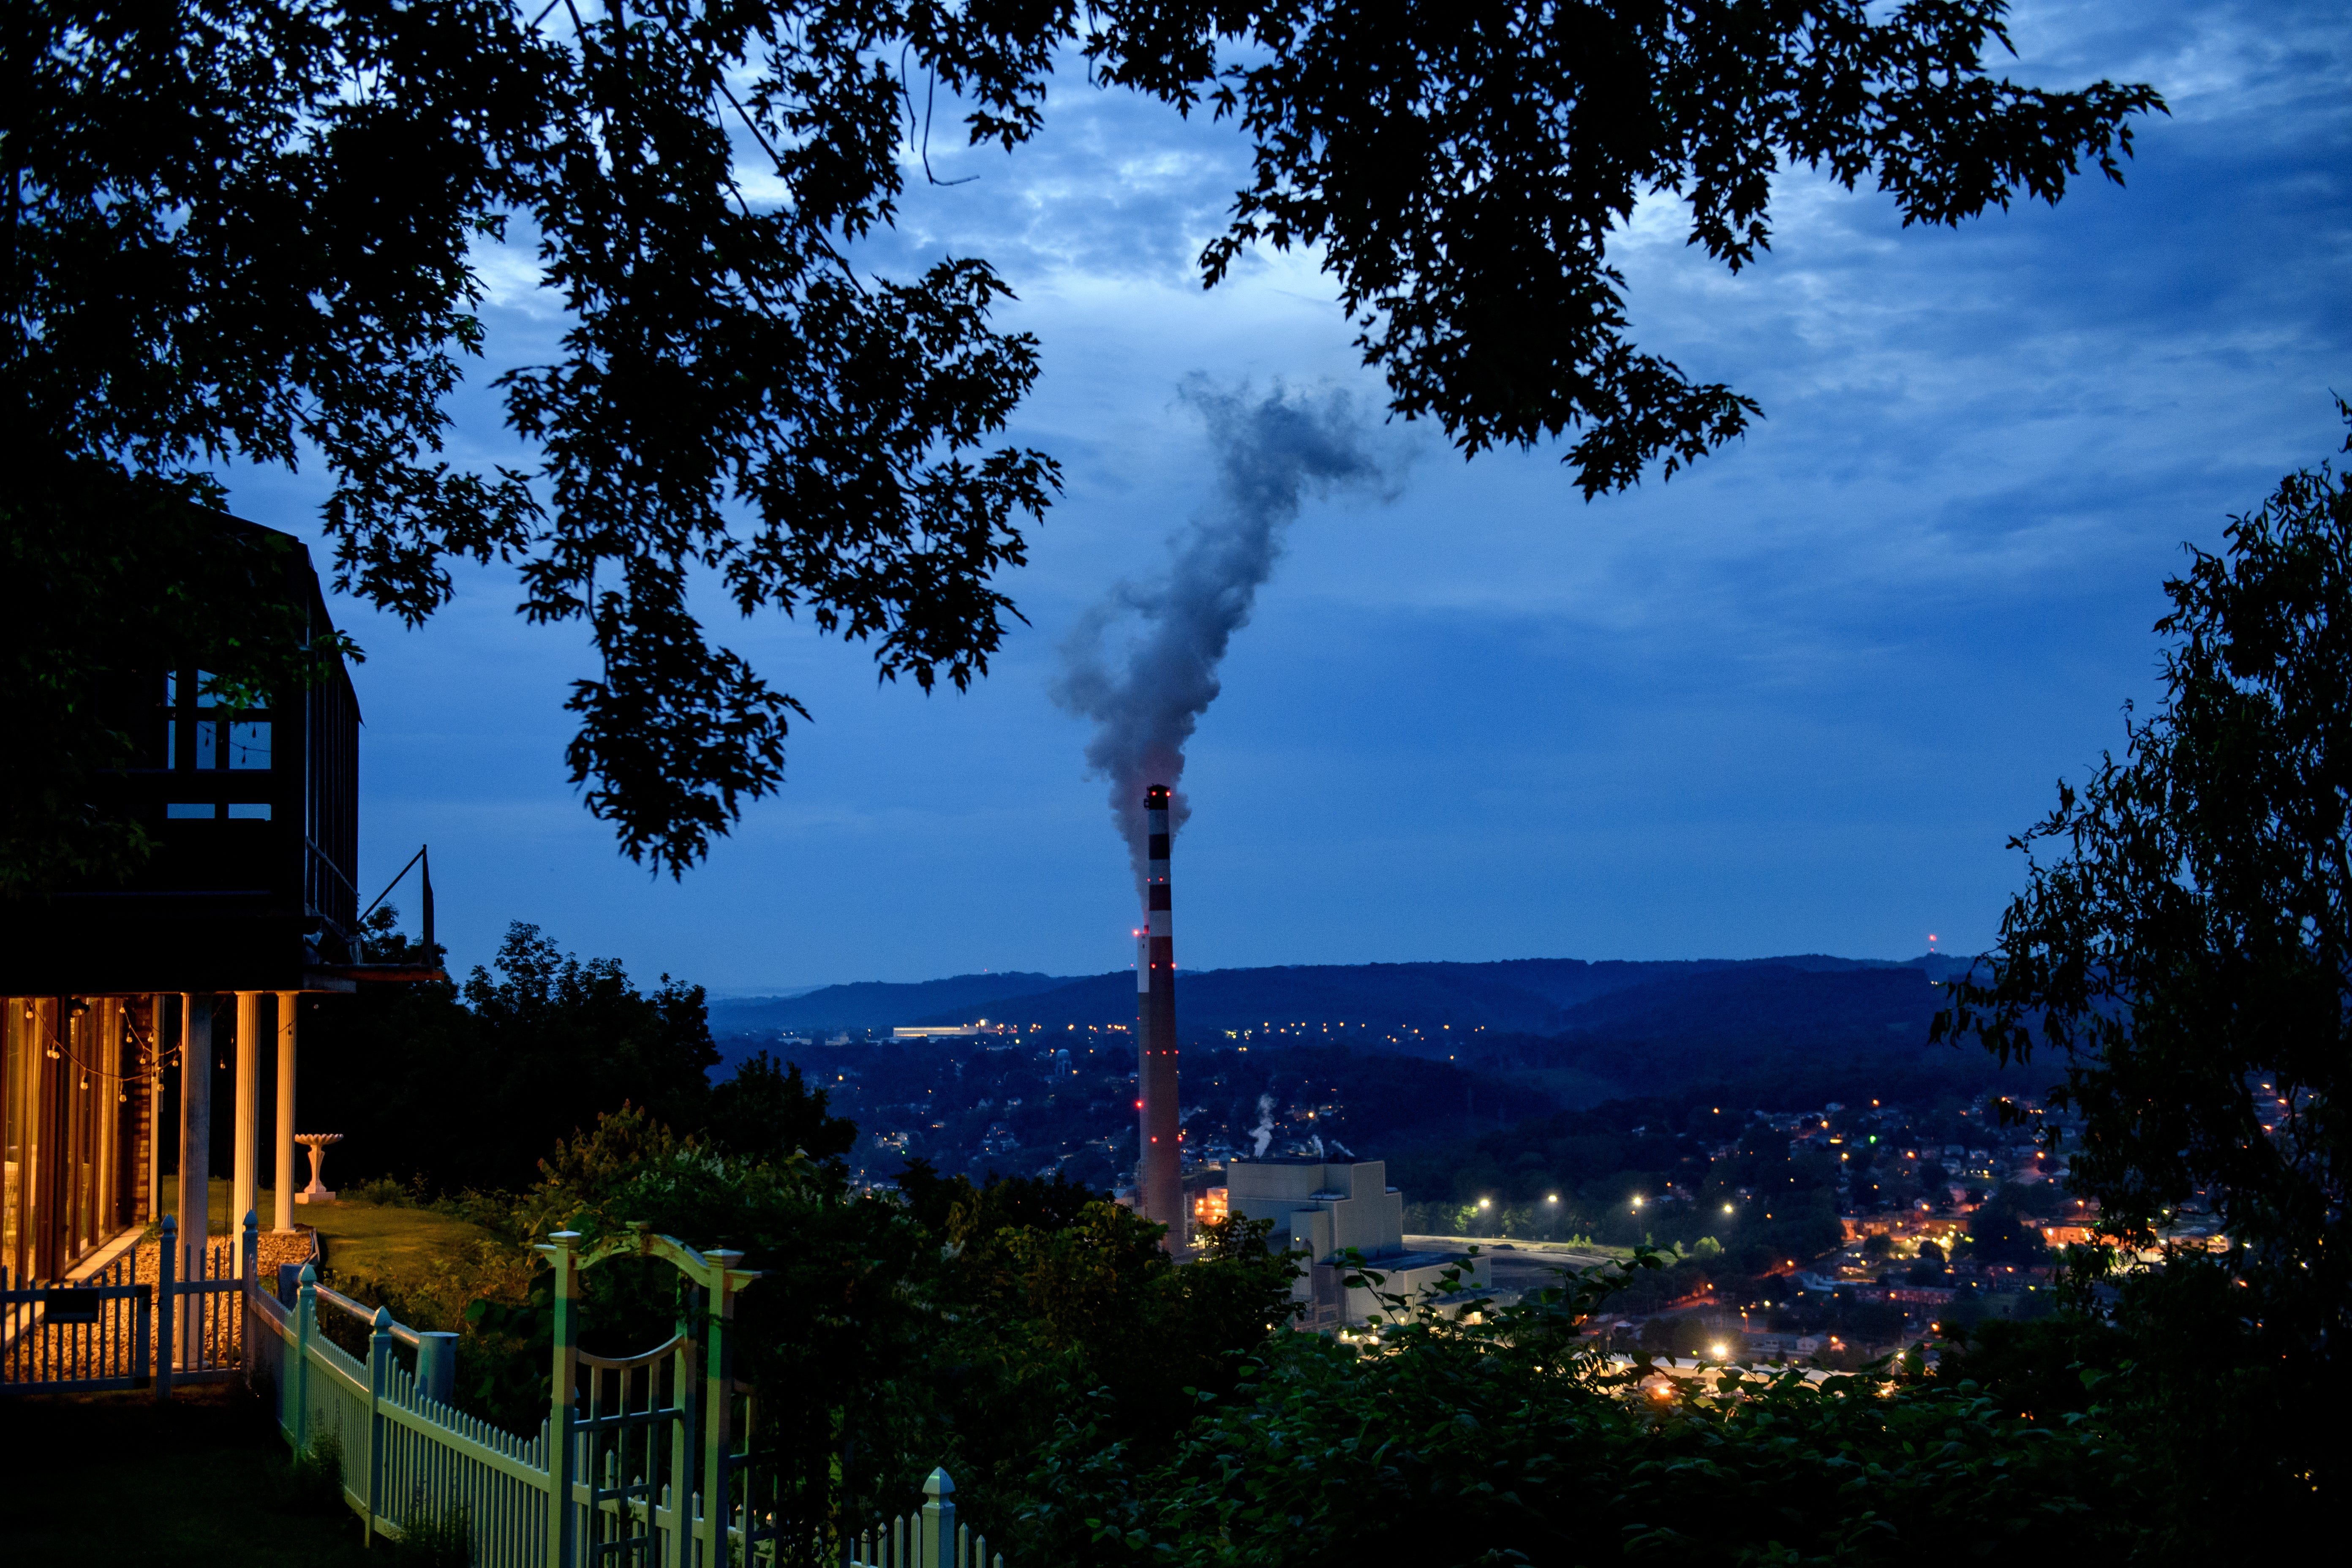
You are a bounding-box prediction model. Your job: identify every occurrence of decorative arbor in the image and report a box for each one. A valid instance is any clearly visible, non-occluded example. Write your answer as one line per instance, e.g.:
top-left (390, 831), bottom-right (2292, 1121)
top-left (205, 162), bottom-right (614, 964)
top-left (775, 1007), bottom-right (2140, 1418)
top-left (539, 1225), bottom-right (765, 1568)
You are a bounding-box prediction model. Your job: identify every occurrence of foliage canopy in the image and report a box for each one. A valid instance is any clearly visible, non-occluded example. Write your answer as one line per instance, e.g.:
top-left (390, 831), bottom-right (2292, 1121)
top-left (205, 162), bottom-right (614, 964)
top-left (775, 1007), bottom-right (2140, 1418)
top-left (6, 0), bottom-right (2161, 880)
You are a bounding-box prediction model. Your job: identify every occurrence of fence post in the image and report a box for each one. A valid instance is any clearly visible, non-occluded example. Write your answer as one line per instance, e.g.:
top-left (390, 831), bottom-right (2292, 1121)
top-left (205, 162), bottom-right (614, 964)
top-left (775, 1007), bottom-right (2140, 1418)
top-left (698, 1251), bottom-right (746, 1568)
top-left (542, 1230), bottom-right (582, 1568)
top-left (674, 1286), bottom-right (704, 1568)
top-left (368, 1304), bottom-right (393, 1544)
top-left (920, 1469), bottom-right (956, 1568)
top-left (416, 1331), bottom-right (457, 1407)
top-left (154, 1216), bottom-right (176, 1402)
top-left (293, 1263), bottom-right (316, 1456)
top-left (241, 1211), bottom-right (259, 1387)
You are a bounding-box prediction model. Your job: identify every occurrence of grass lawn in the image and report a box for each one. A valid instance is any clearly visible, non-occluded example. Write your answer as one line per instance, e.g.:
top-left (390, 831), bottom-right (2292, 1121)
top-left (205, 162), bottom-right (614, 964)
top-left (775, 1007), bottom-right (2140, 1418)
top-left (0, 1382), bottom-right (373, 1564)
top-left (158, 1176), bottom-right (501, 1280)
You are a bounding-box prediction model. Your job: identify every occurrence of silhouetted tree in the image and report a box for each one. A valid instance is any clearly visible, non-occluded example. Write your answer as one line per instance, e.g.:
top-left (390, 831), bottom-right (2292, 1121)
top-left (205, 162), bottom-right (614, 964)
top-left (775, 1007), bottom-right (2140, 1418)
top-left (1938, 402), bottom-right (2352, 1530)
top-left (10, 2), bottom-right (2161, 882)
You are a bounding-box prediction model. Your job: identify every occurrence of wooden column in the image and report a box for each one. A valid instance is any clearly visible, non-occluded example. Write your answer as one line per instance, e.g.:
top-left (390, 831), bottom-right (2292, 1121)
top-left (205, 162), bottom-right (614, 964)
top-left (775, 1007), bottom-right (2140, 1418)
top-left (30, 999), bottom-right (61, 1280)
top-left (146, 994), bottom-right (167, 1227)
top-left (274, 993), bottom-right (298, 1233)
top-left (231, 991), bottom-right (261, 1275)
top-left (94, 999), bottom-right (118, 1243)
top-left (177, 992), bottom-right (212, 1320)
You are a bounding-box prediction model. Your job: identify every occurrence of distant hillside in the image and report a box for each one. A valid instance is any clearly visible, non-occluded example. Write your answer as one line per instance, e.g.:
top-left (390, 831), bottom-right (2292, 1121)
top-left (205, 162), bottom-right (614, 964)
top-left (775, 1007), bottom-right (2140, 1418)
top-left (708, 971), bottom-right (1075, 1035)
top-left (896, 953), bottom-right (1979, 1040)
top-left (1452, 964), bottom-right (1991, 1107)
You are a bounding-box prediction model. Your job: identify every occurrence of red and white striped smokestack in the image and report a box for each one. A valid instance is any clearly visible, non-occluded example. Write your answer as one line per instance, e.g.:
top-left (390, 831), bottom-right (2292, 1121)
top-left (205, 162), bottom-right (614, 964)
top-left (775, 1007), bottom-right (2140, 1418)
top-left (1136, 783), bottom-right (1183, 1245)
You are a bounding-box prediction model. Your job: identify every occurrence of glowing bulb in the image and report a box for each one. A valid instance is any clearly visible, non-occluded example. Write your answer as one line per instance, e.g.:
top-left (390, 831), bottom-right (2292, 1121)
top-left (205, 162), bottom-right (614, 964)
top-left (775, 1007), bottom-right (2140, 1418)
top-left (1711, 1343), bottom-right (1728, 1359)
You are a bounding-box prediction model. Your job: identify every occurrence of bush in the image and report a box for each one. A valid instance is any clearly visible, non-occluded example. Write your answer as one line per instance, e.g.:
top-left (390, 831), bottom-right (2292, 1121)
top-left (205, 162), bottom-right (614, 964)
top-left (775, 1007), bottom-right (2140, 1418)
top-left (1016, 1260), bottom-right (2153, 1567)
top-left (282, 1431), bottom-right (345, 1515)
top-left (390, 1493), bottom-right (472, 1568)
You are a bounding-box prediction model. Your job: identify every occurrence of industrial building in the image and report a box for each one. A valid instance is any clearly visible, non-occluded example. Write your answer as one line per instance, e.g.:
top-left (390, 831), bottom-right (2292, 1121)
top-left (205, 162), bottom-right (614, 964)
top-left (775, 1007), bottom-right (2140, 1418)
top-left (1225, 1157), bottom-right (1490, 1330)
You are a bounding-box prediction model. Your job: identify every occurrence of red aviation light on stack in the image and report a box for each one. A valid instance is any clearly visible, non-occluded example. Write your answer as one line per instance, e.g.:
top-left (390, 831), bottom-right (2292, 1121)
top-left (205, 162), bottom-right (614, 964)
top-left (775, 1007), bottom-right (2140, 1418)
top-left (1136, 783), bottom-right (1184, 1247)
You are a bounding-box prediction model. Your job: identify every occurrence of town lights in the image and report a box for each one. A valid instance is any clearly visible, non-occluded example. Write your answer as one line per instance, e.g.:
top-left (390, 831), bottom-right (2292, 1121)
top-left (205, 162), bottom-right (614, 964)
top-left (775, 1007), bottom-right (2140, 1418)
top-left (1711, 1342), bottom-right (1728, 1360)
top-left (1546, 1194), bottom-right (1558, 1203)
top-left (1723, 1203), bottom-right (1734, 1214)
top-left (1478, 1197), bottom-right (1492, 1209)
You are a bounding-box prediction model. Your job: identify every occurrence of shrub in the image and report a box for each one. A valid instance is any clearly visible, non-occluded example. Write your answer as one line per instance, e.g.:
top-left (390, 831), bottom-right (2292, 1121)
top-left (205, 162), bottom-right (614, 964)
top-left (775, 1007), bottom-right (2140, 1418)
top-left (1015, 1256), bottom-right (2153, 1567)
top-left (282, 1430), bottom-right (344, 1515)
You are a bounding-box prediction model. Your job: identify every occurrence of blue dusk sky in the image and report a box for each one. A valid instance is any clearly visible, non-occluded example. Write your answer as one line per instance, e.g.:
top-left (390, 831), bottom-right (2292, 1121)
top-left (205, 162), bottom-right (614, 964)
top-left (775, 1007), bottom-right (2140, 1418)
top-left (228, 1), bottom-right (2349, 994)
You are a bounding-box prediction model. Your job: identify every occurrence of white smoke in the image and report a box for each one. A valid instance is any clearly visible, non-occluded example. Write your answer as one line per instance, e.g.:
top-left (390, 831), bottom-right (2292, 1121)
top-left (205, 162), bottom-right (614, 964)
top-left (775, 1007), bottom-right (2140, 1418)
top-left (1054, 379), bottom-right (1384, 888)
top-left (1250, 1092), bottom-right (1277, 1157)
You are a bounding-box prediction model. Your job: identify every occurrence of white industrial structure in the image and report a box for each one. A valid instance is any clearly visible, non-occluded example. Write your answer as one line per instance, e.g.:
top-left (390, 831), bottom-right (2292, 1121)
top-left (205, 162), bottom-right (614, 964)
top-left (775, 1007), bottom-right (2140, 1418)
top-left (1225, 1157), bottom-right (1489, 1330)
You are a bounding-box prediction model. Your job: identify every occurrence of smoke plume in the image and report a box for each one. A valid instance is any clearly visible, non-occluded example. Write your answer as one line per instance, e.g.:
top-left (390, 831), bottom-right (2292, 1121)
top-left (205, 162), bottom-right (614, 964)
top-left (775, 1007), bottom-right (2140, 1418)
top-left (1250, 1092), bottom-right (1277, 1158)
top-left (1055, 379), bottom-right (1381, 887)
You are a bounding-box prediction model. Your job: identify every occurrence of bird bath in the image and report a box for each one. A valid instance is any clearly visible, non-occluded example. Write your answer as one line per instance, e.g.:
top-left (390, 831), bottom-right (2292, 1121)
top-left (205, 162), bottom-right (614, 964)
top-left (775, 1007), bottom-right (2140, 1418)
top-left (294, 1132), bottom-right (343, 1204)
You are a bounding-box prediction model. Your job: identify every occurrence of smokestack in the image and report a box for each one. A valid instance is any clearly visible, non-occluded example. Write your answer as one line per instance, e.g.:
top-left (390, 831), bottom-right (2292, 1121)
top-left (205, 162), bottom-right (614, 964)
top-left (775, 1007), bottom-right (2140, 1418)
top-left (1137, 783), bottom-right (1183, 1246)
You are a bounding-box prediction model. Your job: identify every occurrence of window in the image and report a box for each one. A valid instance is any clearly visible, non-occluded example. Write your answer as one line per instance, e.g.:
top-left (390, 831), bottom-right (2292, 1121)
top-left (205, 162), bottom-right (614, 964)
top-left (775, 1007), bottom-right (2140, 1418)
top-left (166, 803), bottom-right (214, 819)
top-left (226, 803), bottom-right (271, 820)
top-left (227, 722), bottom-right (270, 769)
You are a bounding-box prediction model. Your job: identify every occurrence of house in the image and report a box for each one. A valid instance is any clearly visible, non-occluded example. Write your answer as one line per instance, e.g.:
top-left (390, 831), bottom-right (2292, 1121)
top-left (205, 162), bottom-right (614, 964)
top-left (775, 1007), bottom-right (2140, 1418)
top-left (0, 513), bottom-right (413, 1289)
top-left (1224, 1157), bottom-right (1489, 1331)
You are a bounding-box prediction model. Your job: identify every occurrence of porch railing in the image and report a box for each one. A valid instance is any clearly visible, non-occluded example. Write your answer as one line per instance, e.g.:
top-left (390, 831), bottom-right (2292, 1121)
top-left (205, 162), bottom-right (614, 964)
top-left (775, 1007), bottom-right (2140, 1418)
top-left (0, 1215), bottom-right (245, 1395)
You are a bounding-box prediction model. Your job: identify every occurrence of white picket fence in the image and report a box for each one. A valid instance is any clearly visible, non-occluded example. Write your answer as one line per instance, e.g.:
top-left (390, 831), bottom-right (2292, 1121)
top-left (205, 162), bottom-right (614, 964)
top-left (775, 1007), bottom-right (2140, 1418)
top-left (247, 1231), bottom-right (1003, 1568)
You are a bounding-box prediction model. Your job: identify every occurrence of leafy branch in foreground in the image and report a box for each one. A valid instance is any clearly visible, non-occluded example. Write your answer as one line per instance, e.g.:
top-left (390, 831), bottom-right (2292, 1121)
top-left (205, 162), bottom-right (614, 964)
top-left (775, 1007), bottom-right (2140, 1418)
top-left (11, 1), bottom-right (2159, 878)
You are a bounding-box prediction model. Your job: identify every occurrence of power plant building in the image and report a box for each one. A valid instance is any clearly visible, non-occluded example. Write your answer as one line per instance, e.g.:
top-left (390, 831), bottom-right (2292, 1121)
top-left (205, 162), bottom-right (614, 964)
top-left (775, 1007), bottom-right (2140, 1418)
top-left (1225, 1157), bottom-right (1490, 1331)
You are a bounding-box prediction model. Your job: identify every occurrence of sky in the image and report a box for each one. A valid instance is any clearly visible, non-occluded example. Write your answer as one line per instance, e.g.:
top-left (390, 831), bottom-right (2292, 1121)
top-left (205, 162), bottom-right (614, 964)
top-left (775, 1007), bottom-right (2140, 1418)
top-left (227, 0), bottom-right (2351, 994)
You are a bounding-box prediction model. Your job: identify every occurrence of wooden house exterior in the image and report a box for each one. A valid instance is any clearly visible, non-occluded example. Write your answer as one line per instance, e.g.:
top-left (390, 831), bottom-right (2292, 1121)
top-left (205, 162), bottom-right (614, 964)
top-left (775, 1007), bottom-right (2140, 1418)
top-left (1, 515), bottom-right (369, 1286)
